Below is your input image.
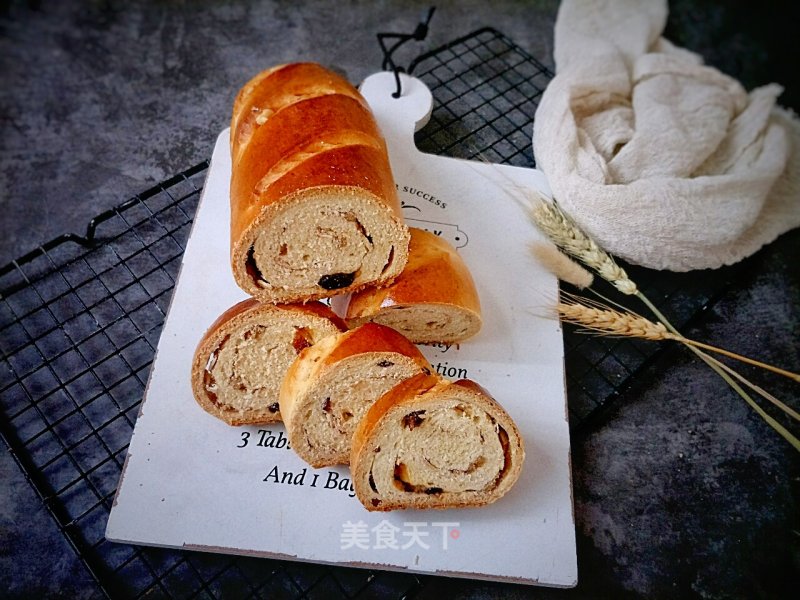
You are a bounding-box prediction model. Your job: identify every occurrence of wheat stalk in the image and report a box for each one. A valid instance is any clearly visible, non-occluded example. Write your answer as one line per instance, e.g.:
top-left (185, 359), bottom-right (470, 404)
top-left (687, 345), bottom-right (800, 451)
top-left (701, 352), bottom-right (800, 422)
top-left (557, 298), bottom-right (800, 439)
top-left (676, 338), bottom-right (800, 383)
top-left (557, 298), bottom-right (800, 382)
top-left (514, 182), bottom-right (797, 449)
top-left (529, 193), bottom-right (800, 377)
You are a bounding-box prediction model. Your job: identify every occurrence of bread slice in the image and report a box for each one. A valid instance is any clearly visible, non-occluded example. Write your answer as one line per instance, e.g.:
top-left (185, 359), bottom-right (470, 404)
top-left (280, 323), bottom-right (432, 467)
top-left (191, 298), bottom-right (346, 425)
top-left (229, 62), bottom-right (410, 303)
top-left (343, 228), bottom-right (482, 344)
top-left (350, 373), bottom-right (524, 511)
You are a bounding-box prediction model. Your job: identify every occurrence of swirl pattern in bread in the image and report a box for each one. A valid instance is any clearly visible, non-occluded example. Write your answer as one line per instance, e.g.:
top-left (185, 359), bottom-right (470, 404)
top-left (343, 228), bottom-right (481, 344)
top-left (191, 299), bottom-right (346, 425)
top-left (351, 373), bottom-right (524, 511)
top-left (279, 323), bottom-right (433, 467)
top-left (230, 63), bottom-right (410, 303)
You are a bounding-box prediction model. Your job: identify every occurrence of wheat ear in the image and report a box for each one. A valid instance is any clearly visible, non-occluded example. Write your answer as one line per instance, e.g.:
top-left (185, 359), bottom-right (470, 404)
top-left (522, 187), bottom-right (797, 449)
top-left (528, 196), bottom-right (638, 295)
top-left (530, 196), bottom-right (800, 380)
top-left (558, 298), bottom-right (800, 382)
top-left (557, 301), bottom-right (676, 341)
top-left (557, 299), bottom-right (800, 439)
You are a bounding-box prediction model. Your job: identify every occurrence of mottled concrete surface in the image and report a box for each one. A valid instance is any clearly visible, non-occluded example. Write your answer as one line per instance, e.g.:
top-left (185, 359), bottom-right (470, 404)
top-left (1, 1), bottom-right (798, 599)
top-left (0, 0), bottom-right (558, 265)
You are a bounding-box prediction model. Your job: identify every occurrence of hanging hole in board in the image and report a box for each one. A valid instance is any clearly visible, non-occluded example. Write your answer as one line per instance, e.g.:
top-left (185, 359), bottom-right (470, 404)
top-left (376, 7), bottom-right (436, 98)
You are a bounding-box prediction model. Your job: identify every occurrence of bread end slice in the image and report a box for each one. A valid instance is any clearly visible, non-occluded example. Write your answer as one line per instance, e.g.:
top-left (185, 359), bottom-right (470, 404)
top-left (191, 299), bottom-right (345, 425)
top-left (344, 228), bottom-right (481, 344)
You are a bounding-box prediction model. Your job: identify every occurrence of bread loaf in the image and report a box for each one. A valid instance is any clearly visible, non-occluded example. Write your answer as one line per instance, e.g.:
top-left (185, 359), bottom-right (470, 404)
top-left (279, 323), bottom-right (432, 467)
top-left (230, 62), bottom-right (410, 303)
top-left (343, 227), bottom-right (482, 344)
top-left (350, 373), bottom-right (524, 511)
top-left (191, 298), bottom-right (346, 425)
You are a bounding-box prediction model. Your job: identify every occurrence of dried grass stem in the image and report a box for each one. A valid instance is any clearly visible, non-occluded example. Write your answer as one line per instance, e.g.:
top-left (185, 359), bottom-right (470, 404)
top-left (530, 242), bottom-right (594, 289)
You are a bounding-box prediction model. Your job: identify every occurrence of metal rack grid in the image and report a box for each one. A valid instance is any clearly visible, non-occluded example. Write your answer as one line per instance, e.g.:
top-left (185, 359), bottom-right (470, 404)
top-left (0, 26), bottom-right (752, 599)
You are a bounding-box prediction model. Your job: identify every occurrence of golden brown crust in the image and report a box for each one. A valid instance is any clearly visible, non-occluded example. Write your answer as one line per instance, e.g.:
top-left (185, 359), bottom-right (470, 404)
top-left (344, 228), bottom-right (482, 343)
top-left (230, 95), bottom-right (386, 247)
top-left (230, 63), bottom-right (367, 156)
top-left (350, 374), bottom-right (525, 511)
top-left (190, 299), bottom-right (346, 425)
top-left (196, 298), bottom-right (263, 349)
top-left (279, 323), bottom-right (433, 467)
top-left (229, 62), bottom-right (409, 304)
top-left (282, 324), bottom-right (431, 402)
top-left (321, 322), bottom-right (430, 368)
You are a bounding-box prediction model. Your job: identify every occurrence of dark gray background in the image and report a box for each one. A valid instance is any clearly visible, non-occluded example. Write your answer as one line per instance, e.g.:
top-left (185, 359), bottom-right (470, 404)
top-left (1, 1), bottom-right (798, 598)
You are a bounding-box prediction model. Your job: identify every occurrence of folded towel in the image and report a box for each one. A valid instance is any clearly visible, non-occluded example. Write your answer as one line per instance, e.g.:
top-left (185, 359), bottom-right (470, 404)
top-left (533, 0), bottom-right (800, 271)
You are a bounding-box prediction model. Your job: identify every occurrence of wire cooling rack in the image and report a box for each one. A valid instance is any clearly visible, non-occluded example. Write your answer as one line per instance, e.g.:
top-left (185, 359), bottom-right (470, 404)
top-left (0, 26), bottom-right (753, 599)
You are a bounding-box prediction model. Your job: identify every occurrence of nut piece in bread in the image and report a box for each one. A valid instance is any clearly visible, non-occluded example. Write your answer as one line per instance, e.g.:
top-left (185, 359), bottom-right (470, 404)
top-left (350, 373), bottom-right (524, 511)
top-left (230, 62), bottom-right (410, 304)
top-left (343, 228), bottom-right (482, 344)
top-left (279, 323), bottom-right (433, 468)
top-left (191, 298), bottom-right (346, 425)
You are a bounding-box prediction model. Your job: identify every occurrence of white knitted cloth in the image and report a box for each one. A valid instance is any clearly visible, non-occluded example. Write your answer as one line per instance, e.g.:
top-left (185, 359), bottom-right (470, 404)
top-left (532, 0), bottom-right (800, 271)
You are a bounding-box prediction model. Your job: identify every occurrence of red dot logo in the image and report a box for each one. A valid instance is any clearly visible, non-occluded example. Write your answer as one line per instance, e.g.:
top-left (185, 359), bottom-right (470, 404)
top-left (450, 528), bottom-right (460, 540)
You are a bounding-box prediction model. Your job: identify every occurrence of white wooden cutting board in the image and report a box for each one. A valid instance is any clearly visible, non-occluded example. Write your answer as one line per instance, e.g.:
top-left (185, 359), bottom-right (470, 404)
top-left (106, 72), bottom-right (577, 587)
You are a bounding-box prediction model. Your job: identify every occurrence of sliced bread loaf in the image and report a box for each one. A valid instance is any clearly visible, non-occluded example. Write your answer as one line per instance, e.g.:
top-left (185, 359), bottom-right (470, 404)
top-left (280, 323), bottom-right (432, 467)
top-left (191, 298), bottom-right (346, 425)
top-left (343, 227), bottom-right (482, 344)
top-left (230, 62), bottom-right (410, 303)
top-left (350, 373), bottom-right (524, 511)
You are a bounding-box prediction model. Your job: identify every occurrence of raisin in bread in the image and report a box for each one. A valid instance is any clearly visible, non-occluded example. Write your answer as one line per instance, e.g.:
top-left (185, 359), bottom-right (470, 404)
top-left (342, 228), bottom-right (482, 344)
top-left (279, 323), bottom-right (432, 467)
top-left (191, 298), bottom-right (346, 425)
top-left (230, 62), bottom-right (410, 303)
top-left (350, 373), bottom-right (524, 511)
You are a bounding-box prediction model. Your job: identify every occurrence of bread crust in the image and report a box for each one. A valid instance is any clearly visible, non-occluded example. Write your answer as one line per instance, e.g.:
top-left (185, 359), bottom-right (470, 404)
top-left (229, 63), bottom-right (409, 303)
top-left (350, 374), bottom-right (525, 511)
top-left (190, 299), bottom-right (346, 425)
top-left (344, 228), bottom-right (482, 343)
top-left (280, 323), bottom-right (433, 467)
